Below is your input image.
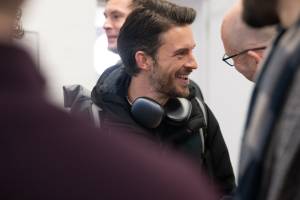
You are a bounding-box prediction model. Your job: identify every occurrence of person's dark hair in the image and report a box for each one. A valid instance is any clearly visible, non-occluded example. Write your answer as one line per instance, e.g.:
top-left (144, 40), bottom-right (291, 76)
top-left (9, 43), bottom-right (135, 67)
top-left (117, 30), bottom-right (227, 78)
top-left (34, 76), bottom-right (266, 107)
top-left (0, 0), bottom-right (23, 12)
top-left (105, 0), bottom-right (146, 9)
top-left (117, 0), bottom-right (196, 76)
top-left (242, 0), bottom-right (279, 28)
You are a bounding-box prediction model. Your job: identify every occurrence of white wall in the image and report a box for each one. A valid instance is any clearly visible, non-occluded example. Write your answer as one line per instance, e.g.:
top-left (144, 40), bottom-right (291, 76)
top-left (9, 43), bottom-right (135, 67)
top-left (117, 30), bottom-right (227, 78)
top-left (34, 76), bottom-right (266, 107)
top-left (22, 0), bottom-right (253, 176)
top-left (21, 0), bottom-right (99, 105)
top-left (204, 0), bottom-right (254, 176)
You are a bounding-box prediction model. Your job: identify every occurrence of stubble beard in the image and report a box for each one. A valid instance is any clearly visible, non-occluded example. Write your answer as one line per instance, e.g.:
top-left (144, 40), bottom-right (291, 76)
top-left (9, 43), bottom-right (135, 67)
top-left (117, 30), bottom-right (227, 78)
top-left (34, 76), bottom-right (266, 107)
top-left (149, 63), bottom-right (190, 99)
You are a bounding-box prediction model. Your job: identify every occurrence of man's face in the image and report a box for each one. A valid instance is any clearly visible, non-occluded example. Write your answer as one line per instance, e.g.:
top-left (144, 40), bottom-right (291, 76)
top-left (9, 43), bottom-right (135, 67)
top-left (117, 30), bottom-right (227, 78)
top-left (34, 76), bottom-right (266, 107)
top-left (148, 26), bottom-right (198, 98)
top-left (222, 39), bottom-right (258, 81)
top-left (103, 0), bottom-right (132, 53)
top-left (242, 0), bottom-right (279, 27)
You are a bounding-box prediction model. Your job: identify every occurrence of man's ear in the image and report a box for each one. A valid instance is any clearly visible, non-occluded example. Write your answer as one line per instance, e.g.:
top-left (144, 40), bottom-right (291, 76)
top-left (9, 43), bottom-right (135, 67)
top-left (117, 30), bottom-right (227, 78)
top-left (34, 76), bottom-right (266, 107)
top-left (247, 50), bottom-right (263, 65)
top-left (135, 51), bottom-right (153, 71)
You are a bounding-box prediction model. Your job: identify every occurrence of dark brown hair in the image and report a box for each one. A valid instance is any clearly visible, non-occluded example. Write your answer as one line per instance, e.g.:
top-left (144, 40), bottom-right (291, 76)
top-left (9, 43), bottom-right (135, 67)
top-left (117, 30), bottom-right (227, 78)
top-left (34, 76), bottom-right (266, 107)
top-left (105, 0), bottom-right (146, 9)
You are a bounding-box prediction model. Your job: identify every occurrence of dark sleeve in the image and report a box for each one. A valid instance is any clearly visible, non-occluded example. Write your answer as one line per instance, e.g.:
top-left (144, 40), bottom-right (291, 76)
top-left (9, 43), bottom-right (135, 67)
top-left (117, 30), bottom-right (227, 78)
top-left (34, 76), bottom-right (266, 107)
top-left (204, 104), bottom-right (236, 196)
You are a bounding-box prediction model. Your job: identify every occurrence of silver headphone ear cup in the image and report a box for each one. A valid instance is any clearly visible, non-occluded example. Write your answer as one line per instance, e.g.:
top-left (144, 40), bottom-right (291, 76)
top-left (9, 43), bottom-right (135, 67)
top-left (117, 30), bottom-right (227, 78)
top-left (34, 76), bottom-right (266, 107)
top-left (165, 98), bottom-right (192, 125)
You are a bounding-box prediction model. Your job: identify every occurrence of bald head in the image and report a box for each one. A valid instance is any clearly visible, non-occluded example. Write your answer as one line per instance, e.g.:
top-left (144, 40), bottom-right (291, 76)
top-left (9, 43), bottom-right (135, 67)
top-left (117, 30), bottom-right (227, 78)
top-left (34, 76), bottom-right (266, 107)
top-left (221, 1), bottom-right (276, 81)
top-left (222, 2), bottom-right (275, 52)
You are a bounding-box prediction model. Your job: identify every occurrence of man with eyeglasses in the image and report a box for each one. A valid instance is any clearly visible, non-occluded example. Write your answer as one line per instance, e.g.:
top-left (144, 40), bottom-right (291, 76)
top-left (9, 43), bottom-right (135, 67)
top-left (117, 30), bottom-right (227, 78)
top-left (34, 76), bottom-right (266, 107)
top-left (221, 2), bottom-right (276, 82)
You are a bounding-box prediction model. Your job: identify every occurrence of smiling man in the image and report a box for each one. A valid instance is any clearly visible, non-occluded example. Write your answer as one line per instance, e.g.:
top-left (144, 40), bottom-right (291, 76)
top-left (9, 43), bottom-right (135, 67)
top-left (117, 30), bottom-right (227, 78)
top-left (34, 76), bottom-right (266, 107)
top-left (96, 0), bottom-right (204, 96)
top-left (125, 25), bottom-right (197, 104)
top-left (92, 0), bottom-right (236, 197)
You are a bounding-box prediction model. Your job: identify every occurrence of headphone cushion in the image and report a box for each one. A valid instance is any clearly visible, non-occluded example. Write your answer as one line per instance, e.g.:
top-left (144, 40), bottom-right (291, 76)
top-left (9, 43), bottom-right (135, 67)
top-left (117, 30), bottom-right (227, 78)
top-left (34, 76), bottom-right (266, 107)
top-left (131, 97), bottom-right (164, 129)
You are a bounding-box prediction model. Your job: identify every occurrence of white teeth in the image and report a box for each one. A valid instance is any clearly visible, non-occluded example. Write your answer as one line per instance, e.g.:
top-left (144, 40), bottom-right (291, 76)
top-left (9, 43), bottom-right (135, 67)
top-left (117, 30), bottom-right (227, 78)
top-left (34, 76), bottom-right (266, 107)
top-left (177, 74), bottom-right (189, 80)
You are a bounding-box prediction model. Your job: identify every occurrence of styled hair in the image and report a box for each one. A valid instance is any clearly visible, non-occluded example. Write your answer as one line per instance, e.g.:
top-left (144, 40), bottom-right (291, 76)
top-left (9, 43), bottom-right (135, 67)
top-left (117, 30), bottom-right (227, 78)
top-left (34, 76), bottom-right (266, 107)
top-left (105, 0), bottom-right (146, 9)
top-left (117, 0), bottom-right (196, 76)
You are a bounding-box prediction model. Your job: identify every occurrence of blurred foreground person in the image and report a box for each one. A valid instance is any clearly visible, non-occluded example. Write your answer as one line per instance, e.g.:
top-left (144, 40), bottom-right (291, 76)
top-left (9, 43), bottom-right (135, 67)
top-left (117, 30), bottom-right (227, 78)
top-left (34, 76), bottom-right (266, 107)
top-left (236, 0), bottom-right (300, 199)
top-left (0, 1), bottom-right (219, 199)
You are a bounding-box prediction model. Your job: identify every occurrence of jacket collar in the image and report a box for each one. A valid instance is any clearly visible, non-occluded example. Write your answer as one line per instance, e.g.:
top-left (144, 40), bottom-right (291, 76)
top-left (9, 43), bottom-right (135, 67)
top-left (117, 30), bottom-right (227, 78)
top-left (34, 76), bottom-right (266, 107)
top-left (91, 63), bottom-right (131, 106)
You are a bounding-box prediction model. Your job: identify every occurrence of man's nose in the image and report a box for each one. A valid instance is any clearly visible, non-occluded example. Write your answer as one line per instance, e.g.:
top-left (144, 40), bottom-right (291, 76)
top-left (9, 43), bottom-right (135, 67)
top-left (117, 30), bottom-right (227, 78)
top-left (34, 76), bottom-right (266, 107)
top-left (103, 17), bottom-right (112, 30)
top-left (185, 54), bottom-right (198, 70)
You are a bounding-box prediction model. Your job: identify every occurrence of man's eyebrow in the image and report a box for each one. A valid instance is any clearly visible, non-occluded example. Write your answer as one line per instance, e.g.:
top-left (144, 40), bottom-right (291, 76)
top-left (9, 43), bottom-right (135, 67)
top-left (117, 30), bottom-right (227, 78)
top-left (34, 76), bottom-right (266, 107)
top-left (173, 48), bottom-right (189, 55)
top-left (104, 10), bottom-right (125, 16)
top-left (173, 45), bottom-right (196, 55)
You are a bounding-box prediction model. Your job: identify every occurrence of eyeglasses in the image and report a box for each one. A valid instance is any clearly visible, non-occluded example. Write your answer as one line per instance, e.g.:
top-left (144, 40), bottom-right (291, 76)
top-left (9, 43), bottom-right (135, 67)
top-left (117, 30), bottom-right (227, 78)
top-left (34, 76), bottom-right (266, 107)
top-left (222, 46), bottom-right (267, 67)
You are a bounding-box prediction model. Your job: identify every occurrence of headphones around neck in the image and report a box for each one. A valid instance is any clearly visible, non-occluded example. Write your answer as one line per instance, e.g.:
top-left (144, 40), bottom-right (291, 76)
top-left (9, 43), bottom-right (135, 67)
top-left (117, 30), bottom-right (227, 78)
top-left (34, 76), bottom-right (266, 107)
top-left (130, 97), bottom-right (192, 129)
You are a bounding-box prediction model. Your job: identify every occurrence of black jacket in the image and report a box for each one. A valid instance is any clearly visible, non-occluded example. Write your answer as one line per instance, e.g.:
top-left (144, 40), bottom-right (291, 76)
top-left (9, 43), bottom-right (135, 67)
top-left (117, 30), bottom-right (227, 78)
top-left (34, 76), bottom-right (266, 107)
top-left (92, 65), bottom-right (236, 195)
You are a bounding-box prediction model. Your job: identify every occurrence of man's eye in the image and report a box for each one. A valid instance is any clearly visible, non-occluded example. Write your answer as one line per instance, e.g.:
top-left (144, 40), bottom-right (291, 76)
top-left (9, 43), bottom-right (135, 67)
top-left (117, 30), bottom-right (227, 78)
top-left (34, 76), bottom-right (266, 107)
top-left (176, 54), bottom-right (184, 59)
top-left (112, 15), bottom-right (121, 20)
top-left (176, 52), bottom-right (188, 59)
